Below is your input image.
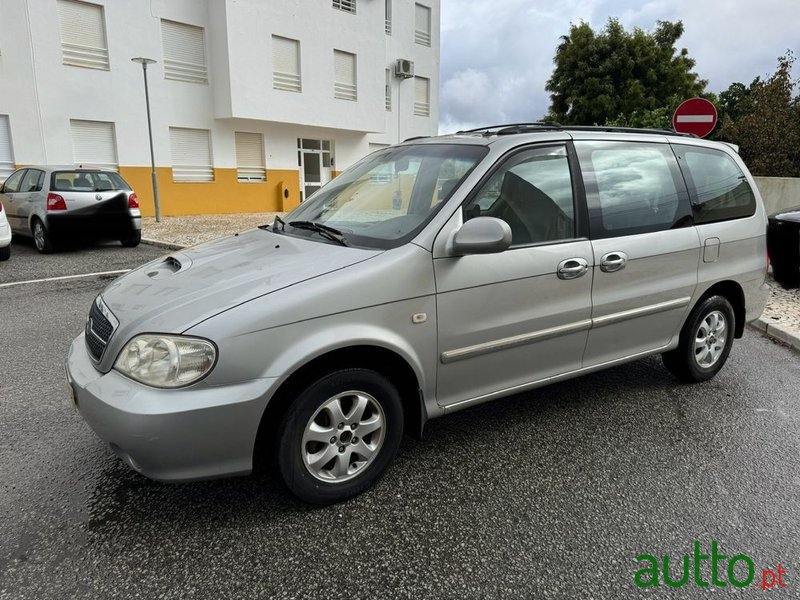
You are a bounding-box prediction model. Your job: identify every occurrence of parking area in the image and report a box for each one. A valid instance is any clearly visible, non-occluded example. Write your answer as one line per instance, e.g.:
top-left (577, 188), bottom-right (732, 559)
top-left (1, 244), bottom-right (799, 598)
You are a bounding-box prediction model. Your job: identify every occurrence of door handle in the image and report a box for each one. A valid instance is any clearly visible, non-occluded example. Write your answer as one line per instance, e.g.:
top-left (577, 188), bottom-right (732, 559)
top-left (600, 251), bottom-right (628, 273)
top-left (557, 257), bottom-right (589, 280)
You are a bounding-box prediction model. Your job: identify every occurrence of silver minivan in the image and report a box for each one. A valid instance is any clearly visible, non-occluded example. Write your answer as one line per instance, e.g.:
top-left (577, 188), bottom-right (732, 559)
top-left (65, 125), bottom-right (769, 504)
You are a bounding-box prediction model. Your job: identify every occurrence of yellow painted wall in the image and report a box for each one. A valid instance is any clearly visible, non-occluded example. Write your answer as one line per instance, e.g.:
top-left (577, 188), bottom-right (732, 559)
top-left (118, 167), bottom-right (301, 216)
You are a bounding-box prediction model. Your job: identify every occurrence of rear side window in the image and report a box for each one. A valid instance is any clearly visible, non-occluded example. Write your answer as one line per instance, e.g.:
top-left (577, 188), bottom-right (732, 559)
top-left (673, 145), bottom-right (756, 224)
top-left (51, 171), bottom-right (130, 192)
top-left (575, 141), bottom-right (691, 239)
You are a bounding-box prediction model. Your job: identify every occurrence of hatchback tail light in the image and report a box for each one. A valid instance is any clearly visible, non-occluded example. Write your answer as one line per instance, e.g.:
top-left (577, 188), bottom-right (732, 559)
top-left (0, 199), bottom-right (4, 212)
top-left (128, 193), bottom-right (139, 209)
top-left (47, 193), bottom-right (67, 211)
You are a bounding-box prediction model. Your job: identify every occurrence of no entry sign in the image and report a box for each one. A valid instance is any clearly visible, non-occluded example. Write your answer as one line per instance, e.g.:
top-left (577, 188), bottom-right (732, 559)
top-left (673, 98), bottom-right (718, 138)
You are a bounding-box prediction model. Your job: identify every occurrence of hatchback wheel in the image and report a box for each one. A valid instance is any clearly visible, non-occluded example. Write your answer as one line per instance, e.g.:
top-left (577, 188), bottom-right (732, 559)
top-left (32, 218), bottom-right (54, 254)
top-left (0, 245), bottom-right (9, 261)
top-left (662, 295), bottom-right (735, 382)
top-left (120, 231), bottom-right (142, 248)
top-left (275, 368), bottom-right (403, 504)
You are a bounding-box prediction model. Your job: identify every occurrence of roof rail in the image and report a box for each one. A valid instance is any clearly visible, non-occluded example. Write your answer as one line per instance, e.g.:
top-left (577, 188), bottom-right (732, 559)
top-left (564, 125), bottom-right (695, 138)
top-left (456, 122), bottom-right (562, 135)
top-left (455, 123), bottom-right (696, 138)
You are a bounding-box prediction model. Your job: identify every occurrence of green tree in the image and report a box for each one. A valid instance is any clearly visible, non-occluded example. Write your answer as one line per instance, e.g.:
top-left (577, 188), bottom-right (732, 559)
top-left (716, 53), bottom-right (800, 176)
top-left (545, 19), bottom-right (707, 125)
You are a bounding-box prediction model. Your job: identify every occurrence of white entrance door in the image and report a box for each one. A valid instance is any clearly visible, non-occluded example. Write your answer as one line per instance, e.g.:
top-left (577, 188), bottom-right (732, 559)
top-left (298, 138), bottom-right (333, 201)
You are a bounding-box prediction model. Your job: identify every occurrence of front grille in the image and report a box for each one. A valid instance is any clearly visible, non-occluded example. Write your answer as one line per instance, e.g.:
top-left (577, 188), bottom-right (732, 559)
top-left (85, 299), bottom-right (115, 361)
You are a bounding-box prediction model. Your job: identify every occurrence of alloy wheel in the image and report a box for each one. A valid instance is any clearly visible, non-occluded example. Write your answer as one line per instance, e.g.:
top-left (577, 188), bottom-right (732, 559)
top-left (694, 310), bottom-right (727, 368)
top-left (301, 390), bottom-right (385, 483)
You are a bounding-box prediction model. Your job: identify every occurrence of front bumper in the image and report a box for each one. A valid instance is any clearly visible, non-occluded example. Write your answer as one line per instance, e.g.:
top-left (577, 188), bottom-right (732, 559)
top-left (66, 333), bottom-right (276, 481)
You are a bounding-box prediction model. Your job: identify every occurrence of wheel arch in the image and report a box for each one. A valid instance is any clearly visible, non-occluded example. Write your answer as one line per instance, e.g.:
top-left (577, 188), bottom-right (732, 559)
top-left (253, 344), bottom-right (426, 472)
top-left (695, 280), bottom-right (746, 338)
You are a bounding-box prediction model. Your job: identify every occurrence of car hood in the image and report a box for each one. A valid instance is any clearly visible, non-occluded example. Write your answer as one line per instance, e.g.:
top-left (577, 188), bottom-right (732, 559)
top-left (97, 228), bottom-right (381, 367)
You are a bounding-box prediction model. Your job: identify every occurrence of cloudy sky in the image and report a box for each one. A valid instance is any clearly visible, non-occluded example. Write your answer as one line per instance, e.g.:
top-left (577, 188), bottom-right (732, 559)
top-left (438, 0), bottom-right (800, 133)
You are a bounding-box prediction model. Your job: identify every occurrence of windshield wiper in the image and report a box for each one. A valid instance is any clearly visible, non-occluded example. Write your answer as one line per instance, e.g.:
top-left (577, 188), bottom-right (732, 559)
top-left (288, 221), bottom-right (348, 246)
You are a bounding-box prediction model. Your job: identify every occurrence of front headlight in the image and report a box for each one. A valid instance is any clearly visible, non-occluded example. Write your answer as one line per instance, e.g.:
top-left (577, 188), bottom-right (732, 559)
top-left (114, 334), bottom-right (217, 388)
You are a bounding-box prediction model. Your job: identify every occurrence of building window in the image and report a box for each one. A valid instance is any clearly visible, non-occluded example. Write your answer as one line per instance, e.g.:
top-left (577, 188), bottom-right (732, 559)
top-left (334, 50), bottom-right (357, 101)
top-left (333, 0), bottom-right (356, 14)
top-left (70, 119), bottom-right (118, 170)
top-left (169, 127), bottom-right (214, 182)
top-left (161, 20), bottom-right (208, 84)
top-left (235, 132), bottom-right (266, 182)
top-left (57, 0), bottom-right (109, 70)
top-left (385, 0), bottom-right (392, 34)
top-left (414, 76), bottom-right (430, 116)
top-left (385, 69), bottom-right (392, 111)
top-left (414, 4), bottom-right (431, 46)
top-left (0, 115), bottom-right (14, 182)
top-left (273, 36), bottom-right (301, 93)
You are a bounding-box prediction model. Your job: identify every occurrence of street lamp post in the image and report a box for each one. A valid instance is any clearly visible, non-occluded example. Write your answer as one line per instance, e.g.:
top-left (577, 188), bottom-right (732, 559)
top-left (131, 57), bottom-right (161, 222)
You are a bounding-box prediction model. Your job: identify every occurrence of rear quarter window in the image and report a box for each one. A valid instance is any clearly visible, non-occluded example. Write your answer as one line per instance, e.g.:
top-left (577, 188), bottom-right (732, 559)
top-left (673, 145), bottom-right (756, 224)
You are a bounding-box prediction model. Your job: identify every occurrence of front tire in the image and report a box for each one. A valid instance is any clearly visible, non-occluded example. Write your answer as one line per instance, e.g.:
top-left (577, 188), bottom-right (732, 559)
top-left (32, 218), bottom-right (54, 254)
top-left (275, 369), bottom-right (404, 505)
top-left (0, 244), bottom-right (9, 261)
top-left (662, 295), bottom-right (735, 383)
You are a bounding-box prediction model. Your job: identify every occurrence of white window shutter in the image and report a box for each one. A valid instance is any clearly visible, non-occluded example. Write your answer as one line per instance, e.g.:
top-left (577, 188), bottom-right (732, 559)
top-left (57, 0), bottom-right (109, 70)
top-left (70, 120), bottom-right (118, 170)
top-left (333, 51), bottom-right (357, 101)
top-left (414, 4), bottom-right (431, 46)
top-left (0, 115), bottom-right (14, 181)
top-left (161, 20), bottom-right (208, 84)
top-left (414, 77), bottom-right (430, 116)
top-left (273, 36), bottom-right (301, 92)
top-left (169, 127), bottom-right (214, 182)
top-left (332, 0), bottom-right (356, 13)
top-left (235, 132), bottom-right (266, 182)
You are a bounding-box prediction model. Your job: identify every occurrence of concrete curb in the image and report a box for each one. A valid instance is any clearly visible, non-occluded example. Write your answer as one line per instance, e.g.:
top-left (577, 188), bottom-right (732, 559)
top-left (141, 238), bottom-right (187, 251)
top-left (750, 318), bottom-right (800, 353)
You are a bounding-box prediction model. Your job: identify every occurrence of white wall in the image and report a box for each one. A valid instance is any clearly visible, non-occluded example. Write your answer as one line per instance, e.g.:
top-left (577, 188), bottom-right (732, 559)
top-left (0, 0), bottom-right (440, 173)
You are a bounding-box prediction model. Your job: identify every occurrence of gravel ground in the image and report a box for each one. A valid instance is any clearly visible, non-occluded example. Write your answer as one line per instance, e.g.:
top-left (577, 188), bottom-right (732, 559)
top-left (141, 213), bottom-right (285, 247)
top-left (142, 214), bottom-right (800, 340)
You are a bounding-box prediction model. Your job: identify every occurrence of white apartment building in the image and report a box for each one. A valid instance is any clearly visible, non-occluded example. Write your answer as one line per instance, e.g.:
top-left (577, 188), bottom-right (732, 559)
top-left (0, 0), bottom-right (440, 215)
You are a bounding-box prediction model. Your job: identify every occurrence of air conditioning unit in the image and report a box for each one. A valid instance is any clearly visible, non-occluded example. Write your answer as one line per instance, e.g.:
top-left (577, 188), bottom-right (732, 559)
top-left (394, 58), bottom-right (414, 79)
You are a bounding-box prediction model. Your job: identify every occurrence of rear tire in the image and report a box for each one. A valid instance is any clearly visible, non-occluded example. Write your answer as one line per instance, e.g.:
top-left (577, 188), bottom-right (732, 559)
top-left (120, 231), bottom-right (142, 248)
top-left (662, 295), bottom-right (735, 383)
top-left (32, 218), bottom-right (54, 254)
top-left (275, 368), bottom-right (403, 505)
top-left (0, 244), bottom-right (10, 261)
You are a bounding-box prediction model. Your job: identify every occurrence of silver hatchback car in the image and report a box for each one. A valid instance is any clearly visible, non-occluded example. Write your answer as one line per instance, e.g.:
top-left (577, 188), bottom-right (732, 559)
top-left (0, 166), bottom-right (142, 253)
top-left (66, 125), bottom-right (769, 504)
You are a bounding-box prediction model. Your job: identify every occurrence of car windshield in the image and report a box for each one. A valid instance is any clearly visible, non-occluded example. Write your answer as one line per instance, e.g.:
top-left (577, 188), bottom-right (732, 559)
top-left (283, 144), bottom-right (487, 249)
top-left (51, 171), bottom-right (130, 192)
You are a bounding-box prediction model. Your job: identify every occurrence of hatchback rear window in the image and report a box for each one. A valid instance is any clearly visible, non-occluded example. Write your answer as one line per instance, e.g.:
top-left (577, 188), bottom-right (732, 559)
top-left (51, 171), bottom-right (130, 192)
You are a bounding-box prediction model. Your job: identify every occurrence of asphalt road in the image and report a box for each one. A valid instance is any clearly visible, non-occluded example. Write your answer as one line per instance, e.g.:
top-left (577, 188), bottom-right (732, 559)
top-left (1, 243), bottom-right (799, 599)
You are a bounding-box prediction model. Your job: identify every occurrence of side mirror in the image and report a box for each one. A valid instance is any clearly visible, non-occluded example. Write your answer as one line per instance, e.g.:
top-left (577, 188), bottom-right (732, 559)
top-left (451, 216), bottom-right (512, 255)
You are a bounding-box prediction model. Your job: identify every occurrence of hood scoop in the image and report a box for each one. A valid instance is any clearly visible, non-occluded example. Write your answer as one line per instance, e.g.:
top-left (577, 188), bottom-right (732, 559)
top-left (146, 254), bottom-right (191, 279)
